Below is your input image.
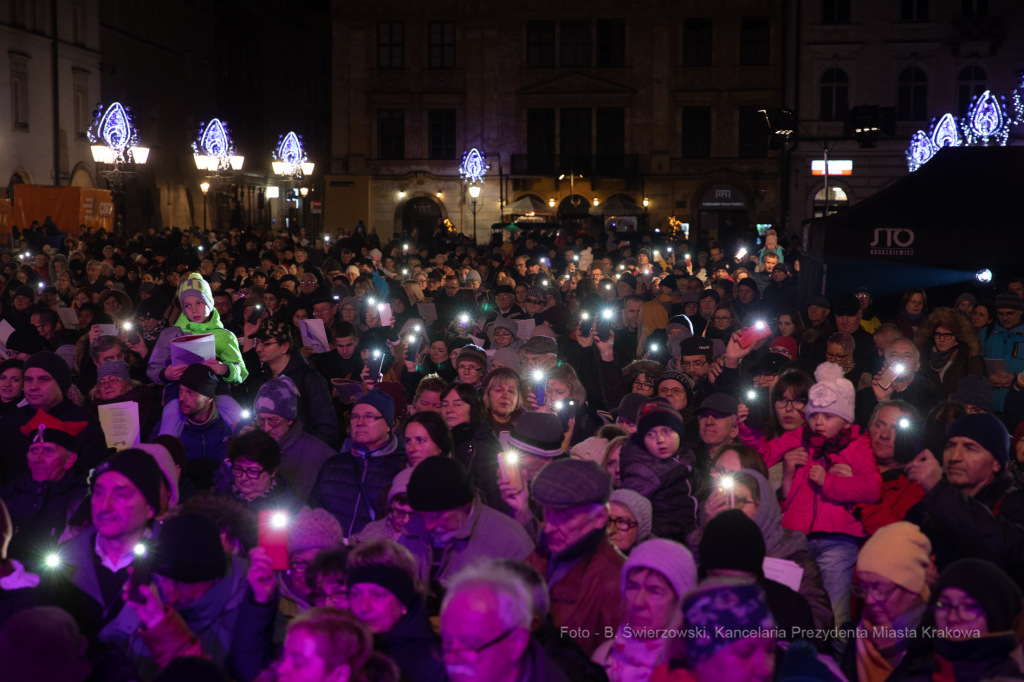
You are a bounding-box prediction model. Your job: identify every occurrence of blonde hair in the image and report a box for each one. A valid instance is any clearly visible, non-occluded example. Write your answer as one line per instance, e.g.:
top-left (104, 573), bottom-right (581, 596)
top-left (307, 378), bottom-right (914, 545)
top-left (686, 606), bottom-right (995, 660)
top-left (402, 281), bottom-right (426, 304)
top-left (547, 364), bottom-right (587, 403)
top-left (481, 367), bottom-right (524, 414)
top-left (287, 608), bottom-right (397, 682)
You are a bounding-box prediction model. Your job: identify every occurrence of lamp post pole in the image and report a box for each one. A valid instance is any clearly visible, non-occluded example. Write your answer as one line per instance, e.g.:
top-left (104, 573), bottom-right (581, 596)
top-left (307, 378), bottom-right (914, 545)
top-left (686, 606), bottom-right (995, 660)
top-left (200, 182), bottom-right (210, 230)
top-left (468, 184), bottom-right (481, 242)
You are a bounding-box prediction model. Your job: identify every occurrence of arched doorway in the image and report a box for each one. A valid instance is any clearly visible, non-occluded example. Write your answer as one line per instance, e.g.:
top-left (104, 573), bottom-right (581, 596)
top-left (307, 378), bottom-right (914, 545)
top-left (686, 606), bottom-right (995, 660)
top-left (7, 172), bottom-right (26, 200)
top-left (556, 194), bottom-right (590, 231)
top-left (812, 185), bottom-right (849, 218)
top-left (398, 194), bottom-right (445, 237)
top-left (70, 164), bottom-right (94, 188)
top-left (698, 184), bottom-right (748, 245)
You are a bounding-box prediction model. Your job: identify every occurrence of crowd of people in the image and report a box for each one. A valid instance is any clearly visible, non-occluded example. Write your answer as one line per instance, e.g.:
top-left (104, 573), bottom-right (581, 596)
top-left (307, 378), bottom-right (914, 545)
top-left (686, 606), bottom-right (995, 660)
top-left (0, 219), bottom-right (1022, 682)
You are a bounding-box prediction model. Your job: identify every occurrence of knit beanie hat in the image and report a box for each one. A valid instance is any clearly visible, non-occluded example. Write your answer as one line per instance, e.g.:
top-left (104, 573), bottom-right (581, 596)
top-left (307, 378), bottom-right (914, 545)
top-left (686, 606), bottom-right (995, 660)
top-left (610, 489), bottom-right (654, 543)
top-left (857, 521), bottom-right (932, 596)
top-left (949, 375), bottom-right (993, 413)
top-left (683, 580), bottom-right (775, 664)
top-left (769, 336), bottom-right (799, 360)
top-left (408, 456), bottom-right (475, 512)
top-left (7, 327), bottom-right (44, 355)
top-left (636, 398), bottom-right (685, 439)
top-left (92, 448), bottom-right (164, 515)
top-left (612, 393), bottom-right (649, 423)
top-left (621, 538), bottom-right (696, 600)
top-left (543, 305), bottom-right (571, 333)
top-left (14, 284), bottom-right (34, 299)
top-left (152, 514), bottom-right (227, 583)
top-left (289, 507), bottom-right (344, 554)
top-left (355, 388), bottom-right (396, 428)
top-left (699, 509), bottom-right (766, 576)
top-left (570, 436), bottom-right (610, 464)
top-left (994, 290), bottom-right (1024, 312)
top-left (654, 371), bottom-right (693, 406)
top-left (931, 558), bottom-right (1023, 632)
top-left (24, 351), bottom-right (72, 397)
top-left (491, 348), bottom-right (520, 371)
top-left (179, 364), bottom-right (218, 399)
top-left (178, 273), bottom-right (214, 310)
top-left (135, 442), bottom-right (180, 508)
top-left (388, 467), bottom-right (414, 503)
top-left (97, 359), bottom-right (132, 384)
top-left (946, 412), bottom-right (1010, 466)
top-left (954, 293), bottom-right (977, 308)
top-left (807, 361), bottom-right (855, 424)
top-left (619, 272), bottom-right (637, 290)
top-left (255, 376), bottom-right (300, 421)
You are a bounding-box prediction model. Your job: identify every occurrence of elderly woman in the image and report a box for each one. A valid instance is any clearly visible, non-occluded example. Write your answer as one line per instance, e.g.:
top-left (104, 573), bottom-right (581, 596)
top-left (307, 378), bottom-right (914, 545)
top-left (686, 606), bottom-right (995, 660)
top-left (89, 360), bottom-right (160, 441)
top-left (454, 344), bottom-right (487, 389)
top-left (481, 366), bottom-right (523, 435)
top-left (914, 307), bottom-right (985, 398)
top-left (622, 360), bottom-right (665, 397)
top-left (825, 331), bottom-right (858, 377)
top-left (591, 539), bottom-right (697, 681)
top-left (490, 347), bottom-right (520, 372)
top-left (607, 488), bottom-right (653, 554)
top-left (215, 429), bottom-right (303, 515)
top-left (346, 538), bottom-right (447, 682)
top-left (529, 363), bottom-right (595, 445)
top-left (279, 507), bottom-right (345, 614)
top-left (97, 289), bottom-right (132, 323)
top-left (489, 316), bottom-right (522, 352)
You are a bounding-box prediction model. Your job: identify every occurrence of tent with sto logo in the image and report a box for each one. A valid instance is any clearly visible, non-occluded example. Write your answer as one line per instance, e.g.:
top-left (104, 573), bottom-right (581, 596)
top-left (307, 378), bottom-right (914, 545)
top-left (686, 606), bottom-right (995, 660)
top-left (797, 146), bottom-right (1024, 309)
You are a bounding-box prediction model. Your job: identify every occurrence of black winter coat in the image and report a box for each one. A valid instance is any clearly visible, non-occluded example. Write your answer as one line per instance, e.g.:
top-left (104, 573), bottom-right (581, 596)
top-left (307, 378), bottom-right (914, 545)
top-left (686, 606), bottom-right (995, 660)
top-left (618, 438), bottom-right (702, 543)
top-left (1, 472), bottom-right (87, 562)
top-left (309, 435), bottom-right (407, 538)
top-left (451, 420), bottom-right (507, 514)
top-left (375, 598), bottom-right (449, 682)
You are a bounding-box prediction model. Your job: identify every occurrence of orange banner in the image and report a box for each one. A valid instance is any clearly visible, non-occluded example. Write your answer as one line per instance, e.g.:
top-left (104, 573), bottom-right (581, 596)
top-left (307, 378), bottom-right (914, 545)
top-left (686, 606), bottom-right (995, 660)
top-left (6, 185), bottom-right (114, 236)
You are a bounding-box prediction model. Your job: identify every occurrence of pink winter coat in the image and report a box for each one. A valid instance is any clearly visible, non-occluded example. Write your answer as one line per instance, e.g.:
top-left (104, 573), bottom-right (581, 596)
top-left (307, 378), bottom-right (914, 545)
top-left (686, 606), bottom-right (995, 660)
top-left (740, 425), bottom-right (881, 537)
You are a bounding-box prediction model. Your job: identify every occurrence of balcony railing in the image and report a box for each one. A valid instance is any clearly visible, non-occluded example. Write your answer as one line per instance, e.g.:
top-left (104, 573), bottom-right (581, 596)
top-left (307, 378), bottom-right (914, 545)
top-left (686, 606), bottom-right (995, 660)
top-left (511, 154), bottom-right (638, 177)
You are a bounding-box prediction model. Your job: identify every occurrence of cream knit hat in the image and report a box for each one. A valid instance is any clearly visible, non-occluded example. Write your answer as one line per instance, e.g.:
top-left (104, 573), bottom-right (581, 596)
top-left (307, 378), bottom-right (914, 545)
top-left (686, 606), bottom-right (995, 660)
top-left (857, 521), bottom-right (932, 595)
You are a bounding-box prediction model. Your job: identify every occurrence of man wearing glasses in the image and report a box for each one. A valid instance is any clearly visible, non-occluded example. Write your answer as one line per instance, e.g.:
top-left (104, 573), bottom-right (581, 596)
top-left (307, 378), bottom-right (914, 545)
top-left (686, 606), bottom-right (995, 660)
top-left (241, 318), bottom-right (339, 449)
top-left (678, 336), bottom-right (714, 390)
top-left (310, 389), bottom-right (407, 537)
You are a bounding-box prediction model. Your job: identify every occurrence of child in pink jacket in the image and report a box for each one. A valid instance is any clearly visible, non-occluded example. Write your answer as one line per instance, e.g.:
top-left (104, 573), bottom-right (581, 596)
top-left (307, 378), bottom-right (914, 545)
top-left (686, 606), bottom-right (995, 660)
top-left (738, 362), bottom-right (881, 633)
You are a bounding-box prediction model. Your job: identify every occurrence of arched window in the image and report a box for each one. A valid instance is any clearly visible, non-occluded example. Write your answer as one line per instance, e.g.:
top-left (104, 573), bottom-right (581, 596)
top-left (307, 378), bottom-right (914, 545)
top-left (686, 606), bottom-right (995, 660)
top-left (813, 186), bottom-right (849, 218)
top-left (819, 68), bottom-right (849, 121)
top-left (897, 67), bottom-right (927, 121)
top-left (958, 65), bottom-right (987, 117)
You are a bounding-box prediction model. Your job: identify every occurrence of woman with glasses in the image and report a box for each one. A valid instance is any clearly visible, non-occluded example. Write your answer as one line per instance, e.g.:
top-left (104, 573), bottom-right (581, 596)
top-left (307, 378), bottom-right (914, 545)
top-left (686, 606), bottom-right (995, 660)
top-left (622, 360), bottom-right (664, 398)
top-left (346, 538), bottom-right (447, 682)
top-left (825, 331), bottom-right (858, 377)
top-left (765, 369), bottom-right (813, 439)
top-left (893, 287), bottom-right (929, 339)
top-left (88, 359), bottom-right (160, 441)
top-left (354, 468), bottom-right (415, 543)
top-left (215, 429), bottom-right (302, 516)
top-left (894, 559), bottom-right (1023, 682)
top-left (687, 469), bottom-right (833, 632)
top-left (914, 307), bottom-right (985, 398)
top-left (705, 302), bottom-right (738, 341)
top-left (606, 488), bottom-right (652, 554)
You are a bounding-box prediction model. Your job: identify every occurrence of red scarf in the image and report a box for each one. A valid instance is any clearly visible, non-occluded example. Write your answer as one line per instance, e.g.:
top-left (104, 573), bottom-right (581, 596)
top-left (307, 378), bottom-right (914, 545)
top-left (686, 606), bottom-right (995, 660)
top-left (803, 424), bottom-right (853, 467)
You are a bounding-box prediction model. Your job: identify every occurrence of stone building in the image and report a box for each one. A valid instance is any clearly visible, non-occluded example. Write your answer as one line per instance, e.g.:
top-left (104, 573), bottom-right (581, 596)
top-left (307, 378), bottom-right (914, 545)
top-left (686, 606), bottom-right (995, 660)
top-left (328, 0), bottom-right (786, 245)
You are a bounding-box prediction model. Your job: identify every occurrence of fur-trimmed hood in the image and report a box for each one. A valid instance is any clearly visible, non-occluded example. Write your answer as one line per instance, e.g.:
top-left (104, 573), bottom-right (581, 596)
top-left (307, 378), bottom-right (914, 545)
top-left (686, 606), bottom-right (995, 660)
top-left (914, 306), bottom-right (981, 358)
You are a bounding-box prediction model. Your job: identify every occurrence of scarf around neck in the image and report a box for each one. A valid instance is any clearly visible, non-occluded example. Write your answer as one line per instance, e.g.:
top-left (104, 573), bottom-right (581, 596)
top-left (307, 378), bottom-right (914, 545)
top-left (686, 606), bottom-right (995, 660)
top-left (803, 424), bottom-right (853, 466)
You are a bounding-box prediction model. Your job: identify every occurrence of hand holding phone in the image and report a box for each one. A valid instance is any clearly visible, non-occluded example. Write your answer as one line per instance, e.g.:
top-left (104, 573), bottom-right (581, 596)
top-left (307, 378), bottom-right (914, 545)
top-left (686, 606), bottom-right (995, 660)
top-left (737, 321), bottom-right (772, 349)
top-left (258, 510), bottom-right (291, 571)
top-left (879, 363), bottom-right (907, 390)
top-left (128, 545), bottom-right (152, 604)
top-left (498, 451), bottom-right (523, 490)
top-left (248, 305), bottom-right (264, 325)
top-left (532, 370), bottom-right (546, 406)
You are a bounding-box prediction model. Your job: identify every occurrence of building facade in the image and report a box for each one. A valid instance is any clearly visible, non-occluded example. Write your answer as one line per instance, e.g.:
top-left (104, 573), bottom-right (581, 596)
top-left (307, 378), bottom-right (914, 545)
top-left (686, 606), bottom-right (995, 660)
top-left (785, 0), bottom-right (1024, 229)
top-left (0, 0), bottom-right (101, 197)
top-left (328, 0), bottom-right (787, 245)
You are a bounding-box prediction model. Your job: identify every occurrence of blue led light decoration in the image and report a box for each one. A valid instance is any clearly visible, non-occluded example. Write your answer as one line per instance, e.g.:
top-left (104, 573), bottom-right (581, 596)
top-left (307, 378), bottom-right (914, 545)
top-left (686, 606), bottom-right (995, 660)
top-left (964, 91), bottom-right (1010, 146)
top-left (905, 130), bottom-right (936, 173)
top-left (192, 118), bottom-right (243, 171)
top-left (87, 102), bottom-right (148, 164)
top-left (1012, 66), bottom-right (1024, 125)
top-left (459, 148), bottom-right (489, 184)
top-left (271, 132), bottom-right (314, 179)
top-left (930, 113), bottom-right (962, 149)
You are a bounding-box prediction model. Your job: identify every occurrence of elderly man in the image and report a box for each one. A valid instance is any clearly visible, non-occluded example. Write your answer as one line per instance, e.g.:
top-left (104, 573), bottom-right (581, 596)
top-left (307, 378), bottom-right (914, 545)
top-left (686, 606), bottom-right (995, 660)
top-left (981, 290), bottom-right (1024, 411)
top-left (0, 352), bottom-right (106, 485)
top-left (521, 336), bottom-right (558, 374)
top-left (855, 400), bottom-right (926, 535)
top-left (90, 360), bottom-right (160, 442)
top-left (151, 365), bottom-right (233, 482)
top-left (253, 376), bottom-right (334, 500)
top-left (855, 338), bottom-right (942, 428)
top-left (0, 417), bottom-right (87, 562)
top-left (905, 413), bottom-right (1024, 573)
top-left (401, 457), bottom-right (533, 596)
top-left (525, 459), bottom-right (624, 655)
top-left (50, 449), bottom-right (163, 644)
top-left (240, 318), bottom-right (339, 448)
top-left (694, 393), bottom-right (740, 466)
top-left (310, 389), bottom-right (407, 537)
top-left (441, 563), bottom-right (570, 682)
top-left (840, 522), bottom-right (932, 682)
top-left (804, 295), bottom-right (834, 347)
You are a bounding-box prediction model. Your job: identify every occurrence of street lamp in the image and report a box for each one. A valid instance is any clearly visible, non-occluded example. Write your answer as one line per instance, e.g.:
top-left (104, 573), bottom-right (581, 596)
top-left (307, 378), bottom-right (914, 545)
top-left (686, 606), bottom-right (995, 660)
top-left (200, 182), bottom-right (210, 230)
top-left (88, 102), bottom-right (149, 232)
top-left (468, 184), bottom-right (481, 236)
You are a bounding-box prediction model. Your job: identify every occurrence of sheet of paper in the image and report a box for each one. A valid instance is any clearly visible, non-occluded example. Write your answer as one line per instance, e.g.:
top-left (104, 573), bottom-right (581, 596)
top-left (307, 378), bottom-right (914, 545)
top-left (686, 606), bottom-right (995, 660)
top-left (0, 319), bottom-right (14, 344)
top-left (515, 319), bottom-right (536, 341)
top-left (56, 307), bottom-right (79, 330)
top-left (985, 358), bottom-right (1007, 375)
top-left (171, 333), bottom-right (217, 366)
top-left (97, 324), bottom-right (119, 337)
top-left (762, 557), bottom-right (804, 593)
top-left (98, 401), bottom-right (141, 450)
top-left (417, 303), bottom-right (437, 325)
top-left (298, 319), bottom-right (330, 354)
top-left (331, 379), bottom-right (367, 404)
top-left (378, 303), bottom-right (393, 327)
top-left (469, 335), bottom-right (485, 347)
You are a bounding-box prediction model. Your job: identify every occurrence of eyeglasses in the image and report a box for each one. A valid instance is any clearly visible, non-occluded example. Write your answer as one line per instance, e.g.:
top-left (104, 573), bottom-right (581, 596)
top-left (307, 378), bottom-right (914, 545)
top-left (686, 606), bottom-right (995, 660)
top-left (775, 397), bottom-right (808, 410)
top-left (527, 299), bottom-right (544, 305)
top-left (608, 516), bottom-right (639, 532)
top-left (97, 376), bottom-right (124, 387)
top-left (853, 581), bottom-right (909, 602)
top-left (932, 331), bottom-right (955, 341)
top-left (713, 315), bottom-right (733, 323)
top-left (442, 628), bottom-right (516, 661)
top-left (258, 416), bottom-right (289, 429)
top-left (390, 506), bottom-right (412, 521)
top-left (632, 378), bottom-right (653, 391)
top-left (934, 598), bottom-right (986, 620)
top-left (253, 338), bottom-right (278, 348)
top-left (682, 359), bottom-right (708, 370)
top-left (825, 351), bottom-right (851, 362)
top-left (350, 414), bottom-right (385, 424)
top-left (226, 460), bottom-right (266, 479)
top-left (659, 387), bottom-right (686, 397)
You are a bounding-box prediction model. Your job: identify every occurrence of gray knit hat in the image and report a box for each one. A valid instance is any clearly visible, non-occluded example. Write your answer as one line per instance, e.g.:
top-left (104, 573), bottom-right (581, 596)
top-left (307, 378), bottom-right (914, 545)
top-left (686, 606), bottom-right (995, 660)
top-left (521, 336), bottom-right (557, 355)
top-left (612, 393), bottom-right (649, 423)
top-left (531, 459), bottom-right (612, 510)
top-left (621, 538), bottom-right (697, 599)
top-left (288, 507), bottom-right (344, 554)
top-left (610, 489), bottom-right (653, 543)
top-left (950, 375), bottom-right (993, 413)
top-left (955, 293), bottom-right (978, 308)
top-left (254, 376), bottom-right (300, 421)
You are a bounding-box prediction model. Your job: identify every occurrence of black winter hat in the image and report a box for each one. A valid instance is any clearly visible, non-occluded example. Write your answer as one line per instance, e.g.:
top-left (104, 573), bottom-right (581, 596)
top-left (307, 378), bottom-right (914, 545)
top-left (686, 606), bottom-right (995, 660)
top-left (152, 513), bottom-right (228, 583)
top-left (407, 456), bottom-right (475, 512)
top-left (179, 364), bottom-right (218, 398)
top-left (24, 351), bottom-right (72, 396)
top-left (931, 558), bottom-right (1023, 632)
top-left (699, 509), bottom-right (766, 576)
top-left (92, 448), bottom-right (164, 515)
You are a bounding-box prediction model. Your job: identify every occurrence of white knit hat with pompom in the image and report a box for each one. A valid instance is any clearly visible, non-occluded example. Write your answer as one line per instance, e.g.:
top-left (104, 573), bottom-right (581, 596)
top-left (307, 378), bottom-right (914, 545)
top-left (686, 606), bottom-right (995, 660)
top-left (807, 362), bottom-right (855, 424)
